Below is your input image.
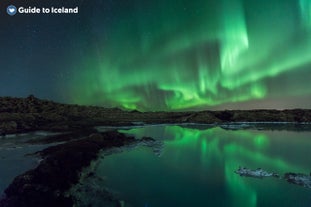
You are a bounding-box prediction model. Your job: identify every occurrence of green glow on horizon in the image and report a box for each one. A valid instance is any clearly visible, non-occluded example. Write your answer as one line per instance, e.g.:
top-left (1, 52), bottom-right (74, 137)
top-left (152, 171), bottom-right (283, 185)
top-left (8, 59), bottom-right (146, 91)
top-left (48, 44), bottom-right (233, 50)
top-left (71, 0), bottom-right (311, 110)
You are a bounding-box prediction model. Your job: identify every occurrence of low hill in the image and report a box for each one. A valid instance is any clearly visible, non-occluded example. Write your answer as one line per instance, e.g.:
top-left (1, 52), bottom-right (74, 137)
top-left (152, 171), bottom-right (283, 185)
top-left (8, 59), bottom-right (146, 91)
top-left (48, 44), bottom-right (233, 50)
top-left (1, 95), bottom-right (311, 134)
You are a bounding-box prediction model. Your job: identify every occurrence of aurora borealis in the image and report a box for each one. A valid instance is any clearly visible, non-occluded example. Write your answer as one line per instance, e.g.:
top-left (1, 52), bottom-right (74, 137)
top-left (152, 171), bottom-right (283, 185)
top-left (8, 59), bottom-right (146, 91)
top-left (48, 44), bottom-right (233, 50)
top-left (1, 0), bottom-right (311, 110)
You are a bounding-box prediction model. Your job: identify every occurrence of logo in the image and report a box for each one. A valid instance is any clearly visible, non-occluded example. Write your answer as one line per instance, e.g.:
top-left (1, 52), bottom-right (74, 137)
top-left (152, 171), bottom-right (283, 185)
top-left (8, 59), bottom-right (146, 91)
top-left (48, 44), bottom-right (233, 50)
top-left (7, 5), bottom-right (17, 16)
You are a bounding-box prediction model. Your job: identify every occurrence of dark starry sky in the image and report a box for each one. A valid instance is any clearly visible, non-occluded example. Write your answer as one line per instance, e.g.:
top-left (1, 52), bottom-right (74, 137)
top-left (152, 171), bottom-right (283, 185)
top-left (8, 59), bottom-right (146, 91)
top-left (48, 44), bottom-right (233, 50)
top-left (0, 0), bottom-right (311, 111)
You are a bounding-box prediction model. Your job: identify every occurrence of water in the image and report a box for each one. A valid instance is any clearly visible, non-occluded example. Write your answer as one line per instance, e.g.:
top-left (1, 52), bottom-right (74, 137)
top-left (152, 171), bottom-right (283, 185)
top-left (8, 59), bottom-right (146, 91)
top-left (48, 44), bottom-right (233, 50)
top-left (85, 125), bottom-right (311, 207)
top-left (0, 132), bottom-right (61, 197)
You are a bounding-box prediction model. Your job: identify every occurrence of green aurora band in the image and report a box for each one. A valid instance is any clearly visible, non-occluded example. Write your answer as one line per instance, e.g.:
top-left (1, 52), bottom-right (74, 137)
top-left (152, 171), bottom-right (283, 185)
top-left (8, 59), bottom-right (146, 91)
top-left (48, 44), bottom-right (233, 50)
top-left (72, 0), bottom-right (311, 110)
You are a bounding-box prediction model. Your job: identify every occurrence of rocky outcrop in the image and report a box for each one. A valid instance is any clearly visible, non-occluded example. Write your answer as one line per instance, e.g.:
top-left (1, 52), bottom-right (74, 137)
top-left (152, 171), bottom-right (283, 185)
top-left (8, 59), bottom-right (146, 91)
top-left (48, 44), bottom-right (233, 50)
top-left (235, 167), bottom-right (279, 179)
top-left (69, 172), bottom-right (123, 207)
top-left (138, 137), bottom-right (164, 157)
top-left (284, 173), bottom-right (311, 189)
top-left (235, 167), bottom-right (311, 190)
top-left (0, 131), bottom-right (137, 207)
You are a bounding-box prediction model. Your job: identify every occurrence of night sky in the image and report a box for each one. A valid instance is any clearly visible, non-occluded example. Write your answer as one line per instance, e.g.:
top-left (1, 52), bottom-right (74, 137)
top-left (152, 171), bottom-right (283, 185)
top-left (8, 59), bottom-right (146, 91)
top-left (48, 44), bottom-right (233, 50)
top-left (0, 0), bottom-right (311, 111)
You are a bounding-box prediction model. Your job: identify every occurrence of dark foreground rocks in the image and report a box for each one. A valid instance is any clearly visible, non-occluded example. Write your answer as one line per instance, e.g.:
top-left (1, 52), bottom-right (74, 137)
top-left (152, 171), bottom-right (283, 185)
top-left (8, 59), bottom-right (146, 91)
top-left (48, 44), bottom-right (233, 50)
top-left (1, 96), bottom-right (311, 135)
top-left (284, 172), bottom-right (311, 188)
top-left (235, 167), bottom-right (311, 190)
top-left (0, 131), bottom-right (139, 207)
top-left (235, 167), bottom-right (280, 178)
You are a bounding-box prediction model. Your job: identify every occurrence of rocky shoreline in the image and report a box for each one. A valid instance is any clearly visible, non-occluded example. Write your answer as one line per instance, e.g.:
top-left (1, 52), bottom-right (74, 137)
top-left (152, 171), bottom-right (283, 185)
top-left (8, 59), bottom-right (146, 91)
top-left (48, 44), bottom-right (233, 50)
top-left (1, 96), bottom-right (311, 135)
top-left (0, 131), bottom-right (159, 207)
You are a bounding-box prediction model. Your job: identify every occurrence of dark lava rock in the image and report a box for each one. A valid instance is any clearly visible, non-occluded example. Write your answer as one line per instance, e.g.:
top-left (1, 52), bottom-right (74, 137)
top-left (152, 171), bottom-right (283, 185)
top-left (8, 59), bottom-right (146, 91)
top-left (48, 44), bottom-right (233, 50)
top-left (236, 168), bottom-right (311, 190)
top-left (284, 172), bottom-right (311, 188)
top-left (235, 167), bottom-right (279, 179)
top-left (0, 121), bottom-right (17, 135)
top-left (0, 131), bottom-right (135, 207)
top-left (70, 173), bottom-right (123, 207)
top-left (214, 110), bottom-right (234, 122)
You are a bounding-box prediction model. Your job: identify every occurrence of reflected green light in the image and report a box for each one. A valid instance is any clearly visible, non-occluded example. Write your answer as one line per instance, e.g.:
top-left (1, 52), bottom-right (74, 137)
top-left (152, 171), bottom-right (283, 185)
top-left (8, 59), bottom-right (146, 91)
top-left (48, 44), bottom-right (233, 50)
top-left (300, 0), bottom-right (311, 30)
top-left (121, 125), bottom-right (304, 171)
top-left (120, 125), bottom-right (309, 206)
top-left (225, 161), bottom-right (257, 207)
top-left (253, 134), bottom-right (269, 148)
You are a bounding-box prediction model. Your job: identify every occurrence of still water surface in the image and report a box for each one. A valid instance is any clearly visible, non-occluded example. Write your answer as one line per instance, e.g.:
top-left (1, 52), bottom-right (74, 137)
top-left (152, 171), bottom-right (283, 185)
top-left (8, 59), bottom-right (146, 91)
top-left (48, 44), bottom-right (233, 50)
top-left (93, 125), bottom-right (311, 207)
top-left (0, 132), bottom-right (61, 197)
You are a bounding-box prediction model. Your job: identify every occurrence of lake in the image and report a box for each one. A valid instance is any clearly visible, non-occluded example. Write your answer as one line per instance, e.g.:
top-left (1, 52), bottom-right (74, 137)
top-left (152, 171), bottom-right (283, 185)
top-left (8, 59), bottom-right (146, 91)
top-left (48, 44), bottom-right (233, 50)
top-left (1, 125), bottom-right (311, 206)
top-left (80, 124), bottom-right (311, 207)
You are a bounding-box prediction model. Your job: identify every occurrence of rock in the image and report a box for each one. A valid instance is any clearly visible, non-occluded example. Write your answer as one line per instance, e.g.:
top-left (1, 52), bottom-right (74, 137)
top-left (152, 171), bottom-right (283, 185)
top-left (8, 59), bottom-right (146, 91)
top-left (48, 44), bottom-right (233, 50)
top-left (214, 110), bottom-right (234, 122)
top-left (0, 131), bottom-right (136, 207)
top-left (140, 137), bottom-right (164, 157)
top-left (0, 121), bottom-right (18, 134)
top-left (235, 167), bottom-right (280, 179)
top-left (69, 173), bottom-right (121, 207)
top-left (284, 172), bottom-right (311, 189)
top-left (235, 167), bottom-right (311, 190)
top-left (89, 133), bottom-right (104, 139)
